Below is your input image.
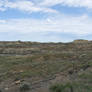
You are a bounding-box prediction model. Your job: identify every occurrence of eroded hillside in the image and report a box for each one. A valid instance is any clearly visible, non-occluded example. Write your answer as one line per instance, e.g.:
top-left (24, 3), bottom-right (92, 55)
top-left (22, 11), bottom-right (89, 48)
top-left (0, 40), bottom-right (92, 92)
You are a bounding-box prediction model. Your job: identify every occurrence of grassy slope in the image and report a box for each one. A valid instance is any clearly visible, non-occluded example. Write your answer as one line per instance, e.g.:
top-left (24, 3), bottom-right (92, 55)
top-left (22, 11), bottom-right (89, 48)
top-left (0, 41), bottom-right (92, 91)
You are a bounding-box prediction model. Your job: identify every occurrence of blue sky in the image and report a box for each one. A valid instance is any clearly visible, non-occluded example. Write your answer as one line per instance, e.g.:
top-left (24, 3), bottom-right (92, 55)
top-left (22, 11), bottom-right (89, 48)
top-left (0, 0), bottom-right (92, 42)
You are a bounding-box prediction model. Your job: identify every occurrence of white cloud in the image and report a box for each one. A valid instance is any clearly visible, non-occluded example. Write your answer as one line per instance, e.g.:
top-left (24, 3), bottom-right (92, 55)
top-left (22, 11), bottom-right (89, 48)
top-left (40, 0), bottom-right (92, 9)
top-left (0, 0), bottom-right (5, 11)
top-left (0, 15), bottom-right (92, 36)
top-left (0, 0), bottom-right (57, 13)
top-left (0, 0), bottom-right (92, 13)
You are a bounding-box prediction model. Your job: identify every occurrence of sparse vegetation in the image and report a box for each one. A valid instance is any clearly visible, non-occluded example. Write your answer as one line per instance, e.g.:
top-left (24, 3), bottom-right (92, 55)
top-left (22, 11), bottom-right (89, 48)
top-left (0, 40), bottom-right (92, 92)
top-left (50, 83), bottom-right (73, 92)
top-left (20, 83), bottom-right (30, 92)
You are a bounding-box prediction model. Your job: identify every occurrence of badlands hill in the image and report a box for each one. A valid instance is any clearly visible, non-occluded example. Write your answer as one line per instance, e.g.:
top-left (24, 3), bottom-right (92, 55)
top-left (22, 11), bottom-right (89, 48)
top-left (0, 40), bottom-right (92, 92)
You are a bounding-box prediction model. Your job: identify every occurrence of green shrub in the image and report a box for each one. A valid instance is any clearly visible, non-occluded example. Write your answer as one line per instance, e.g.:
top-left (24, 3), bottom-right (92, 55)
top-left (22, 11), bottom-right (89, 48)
top-left (20, 83), bottom-right (30, 92)
top-left (50, 83), bottom-right (73, 92)
top-left (50, 84), bottom-right (65, 92)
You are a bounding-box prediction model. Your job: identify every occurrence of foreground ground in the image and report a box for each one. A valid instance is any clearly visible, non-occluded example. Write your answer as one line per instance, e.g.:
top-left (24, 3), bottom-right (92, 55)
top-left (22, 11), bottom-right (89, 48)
top-left (0, 40), bottom-right (92, 92)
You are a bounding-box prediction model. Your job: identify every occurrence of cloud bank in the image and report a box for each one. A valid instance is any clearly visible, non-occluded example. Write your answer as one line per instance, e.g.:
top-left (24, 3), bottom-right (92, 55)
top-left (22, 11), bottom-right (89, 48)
top-left (0, 0), bottom-right (92, 41)
top-left (0, 15), bottom-right (91, 36)
top-left (0, 0), bottom-right (92, 13)
top-left (40, 0), bottom-right (92, 9)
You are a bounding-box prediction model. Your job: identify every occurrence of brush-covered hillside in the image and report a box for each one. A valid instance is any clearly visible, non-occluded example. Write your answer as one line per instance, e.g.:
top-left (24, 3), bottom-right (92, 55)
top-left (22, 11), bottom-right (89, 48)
top-left (0, 40), bottom-right (92, 92)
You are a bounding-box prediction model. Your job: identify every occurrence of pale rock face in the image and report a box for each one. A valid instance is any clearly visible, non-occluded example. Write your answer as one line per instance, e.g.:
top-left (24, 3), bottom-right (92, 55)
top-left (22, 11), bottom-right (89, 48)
top-left (73, 39), bottom-right (89, 43)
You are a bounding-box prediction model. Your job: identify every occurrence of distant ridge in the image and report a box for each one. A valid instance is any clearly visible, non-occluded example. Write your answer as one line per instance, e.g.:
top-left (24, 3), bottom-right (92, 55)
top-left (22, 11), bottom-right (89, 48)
top-left (0, 39), bottom-right (91, 56)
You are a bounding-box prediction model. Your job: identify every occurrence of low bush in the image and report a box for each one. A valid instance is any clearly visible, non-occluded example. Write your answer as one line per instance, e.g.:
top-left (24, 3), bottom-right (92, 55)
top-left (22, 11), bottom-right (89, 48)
top-left (20, 83), bottom-right (30, 92)
top-left (50, 83), bottom-right (73, 92)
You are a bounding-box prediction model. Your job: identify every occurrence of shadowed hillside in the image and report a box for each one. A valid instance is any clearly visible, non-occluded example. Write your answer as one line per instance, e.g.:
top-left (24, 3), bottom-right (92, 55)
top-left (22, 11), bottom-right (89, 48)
top-left (0, 40), bottom-right (92, 92)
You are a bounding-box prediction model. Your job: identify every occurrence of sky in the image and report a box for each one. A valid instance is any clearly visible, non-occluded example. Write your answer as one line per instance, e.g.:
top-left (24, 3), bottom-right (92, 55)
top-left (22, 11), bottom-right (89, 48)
top-left (0, 0), bottom-right (92, 42)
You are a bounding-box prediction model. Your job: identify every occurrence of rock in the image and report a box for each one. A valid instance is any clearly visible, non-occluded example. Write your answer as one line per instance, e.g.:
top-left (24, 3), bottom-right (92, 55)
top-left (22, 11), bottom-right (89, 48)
top-left (5, 87), bottom-right (9, 90)
top-left (15, 80), bottom-right (21, 85)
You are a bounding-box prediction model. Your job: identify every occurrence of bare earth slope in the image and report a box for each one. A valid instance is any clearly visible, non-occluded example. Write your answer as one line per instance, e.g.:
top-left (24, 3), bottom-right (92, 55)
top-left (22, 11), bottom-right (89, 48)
top-left (0, 40), bottom-right (92, 92)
